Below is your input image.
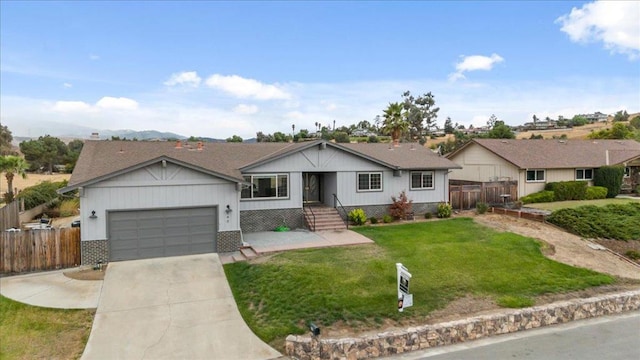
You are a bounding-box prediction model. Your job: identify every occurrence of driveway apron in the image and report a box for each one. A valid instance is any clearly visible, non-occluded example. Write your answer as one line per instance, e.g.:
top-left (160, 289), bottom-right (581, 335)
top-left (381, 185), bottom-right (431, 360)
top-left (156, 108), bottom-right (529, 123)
top-left (81, 253), bottom-right (281, 360)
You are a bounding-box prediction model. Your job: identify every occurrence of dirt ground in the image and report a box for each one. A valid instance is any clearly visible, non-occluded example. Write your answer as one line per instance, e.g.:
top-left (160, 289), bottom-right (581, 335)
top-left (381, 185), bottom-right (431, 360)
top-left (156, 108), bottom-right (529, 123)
top-left (0, 172), bottom-right (71, 195)
top-left (63, 265), bottom-right (108, 281)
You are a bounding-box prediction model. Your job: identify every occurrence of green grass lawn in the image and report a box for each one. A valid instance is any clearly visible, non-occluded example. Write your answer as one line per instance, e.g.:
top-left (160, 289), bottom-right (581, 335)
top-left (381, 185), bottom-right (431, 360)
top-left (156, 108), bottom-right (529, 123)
top-left (224, 218), bottom-right (613, 347)
top-left (0, 295), bottom-right (94, 360)
top-left (525, 197), bottom-right (638, 211)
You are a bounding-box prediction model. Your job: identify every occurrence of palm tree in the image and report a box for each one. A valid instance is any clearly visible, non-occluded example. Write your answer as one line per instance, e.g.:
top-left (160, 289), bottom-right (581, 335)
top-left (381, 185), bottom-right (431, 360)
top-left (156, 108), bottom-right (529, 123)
top-left (381, 102), bottom-right (408, 145)
top-left (0, 155), bottom-right (28, 202)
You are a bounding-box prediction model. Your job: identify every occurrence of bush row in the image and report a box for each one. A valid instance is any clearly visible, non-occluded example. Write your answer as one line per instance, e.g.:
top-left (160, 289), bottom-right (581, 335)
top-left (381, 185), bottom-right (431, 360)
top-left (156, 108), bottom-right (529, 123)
top-left (521, 185), bottom-right (608, 204)
top-left (546, 202), bottom-right (640, 240)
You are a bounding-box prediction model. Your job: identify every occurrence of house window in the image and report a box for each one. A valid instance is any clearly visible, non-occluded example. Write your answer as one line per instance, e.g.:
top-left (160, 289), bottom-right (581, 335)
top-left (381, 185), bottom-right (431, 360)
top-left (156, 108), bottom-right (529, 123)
top-left (357, 172), bottom-right (382, 192)
top-left (624, 167), bottom-right (631, 178)
top-left (241, 174), bottom-right (289, 199)
top-left (576, 168), bottom-right (593, 180)
top-left (526, 169), bottom-right (545, 182)
top-left (410, 171), bottom-right (434, 190)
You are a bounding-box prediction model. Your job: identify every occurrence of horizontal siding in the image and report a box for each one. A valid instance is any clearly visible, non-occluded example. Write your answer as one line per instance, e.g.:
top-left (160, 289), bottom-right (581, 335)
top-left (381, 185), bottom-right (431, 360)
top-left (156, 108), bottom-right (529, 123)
top-left (449, 143), bottom-right (519, 182)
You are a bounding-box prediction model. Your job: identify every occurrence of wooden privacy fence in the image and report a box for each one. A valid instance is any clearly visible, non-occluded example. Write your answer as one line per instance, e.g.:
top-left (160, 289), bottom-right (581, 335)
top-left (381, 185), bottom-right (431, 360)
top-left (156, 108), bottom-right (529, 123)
top-left (450, 180), bottom-right (518, 210)
top-left (0, 227), bottom-right (81, 274)
top-left (0, 201), bottom-right (20, 230)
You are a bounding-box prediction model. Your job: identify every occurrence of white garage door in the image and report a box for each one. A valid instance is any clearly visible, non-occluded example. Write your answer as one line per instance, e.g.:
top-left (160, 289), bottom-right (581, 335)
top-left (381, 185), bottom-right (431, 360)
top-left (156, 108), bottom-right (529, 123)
top-left (109, 207), bottom-right (217, 261)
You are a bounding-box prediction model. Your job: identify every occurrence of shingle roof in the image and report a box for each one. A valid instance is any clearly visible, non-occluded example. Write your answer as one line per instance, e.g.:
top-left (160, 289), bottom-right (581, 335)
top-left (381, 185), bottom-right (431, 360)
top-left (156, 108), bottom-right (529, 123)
top-left (66, 140), bottom-right (459, 190)
top-left (449, 139), bottom-right (640, 169)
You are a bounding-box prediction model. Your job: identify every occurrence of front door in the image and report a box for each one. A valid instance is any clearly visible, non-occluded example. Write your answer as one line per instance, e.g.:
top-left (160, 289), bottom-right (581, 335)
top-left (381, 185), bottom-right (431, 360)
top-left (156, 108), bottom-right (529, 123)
top-left (303, 173), bottom-right (323, 204)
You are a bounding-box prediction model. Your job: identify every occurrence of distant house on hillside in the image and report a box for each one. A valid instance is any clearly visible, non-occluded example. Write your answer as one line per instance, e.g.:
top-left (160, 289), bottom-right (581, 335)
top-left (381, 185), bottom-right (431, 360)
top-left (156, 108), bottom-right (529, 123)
top-left (446, 139), bottom-right (640, 198)
top-left (579, 112), bottom-right (609, 123)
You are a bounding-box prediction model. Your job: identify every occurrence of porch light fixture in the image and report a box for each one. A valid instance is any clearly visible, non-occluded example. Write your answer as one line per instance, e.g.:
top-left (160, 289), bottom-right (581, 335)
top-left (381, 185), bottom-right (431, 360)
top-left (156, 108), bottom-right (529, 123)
top-left (89, 210), bottom-right (97, 219)
top-left (225, 205), bottom-right (232, 214)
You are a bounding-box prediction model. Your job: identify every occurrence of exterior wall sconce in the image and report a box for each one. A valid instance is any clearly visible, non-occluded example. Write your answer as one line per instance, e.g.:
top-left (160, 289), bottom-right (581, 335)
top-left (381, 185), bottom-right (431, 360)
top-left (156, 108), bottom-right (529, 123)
top-left (89, 210), bottom-right (98, 219)
top-left (225, 205), bottom-right (232, 214)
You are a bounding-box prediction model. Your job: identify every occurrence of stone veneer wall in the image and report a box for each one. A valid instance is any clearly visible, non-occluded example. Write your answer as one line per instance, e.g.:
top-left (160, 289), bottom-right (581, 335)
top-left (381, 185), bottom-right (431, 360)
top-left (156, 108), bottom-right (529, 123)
top-left (80, 240), bottom-right (109, 265)
top-left (286, 290), bottom-right (640, 360)
top-left (343, 202), bottom-right (438, 219)
top-left (217, 230), bottom-right (242, 252)
top-left (240, 208), bottom-right (306, 232)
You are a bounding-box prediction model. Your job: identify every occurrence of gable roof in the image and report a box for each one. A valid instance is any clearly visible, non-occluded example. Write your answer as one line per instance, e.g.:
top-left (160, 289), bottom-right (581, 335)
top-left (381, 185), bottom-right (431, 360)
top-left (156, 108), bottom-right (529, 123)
top-left (63, 140), bottom-right (459, 191)
top-left (447, 139), bottom-right (640, 169)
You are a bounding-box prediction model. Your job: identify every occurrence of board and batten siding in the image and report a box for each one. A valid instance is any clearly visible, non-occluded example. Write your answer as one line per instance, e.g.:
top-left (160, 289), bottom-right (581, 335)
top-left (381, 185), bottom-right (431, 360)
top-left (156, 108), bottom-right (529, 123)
top-left (79, 162), bottom-right (239, 242)
top-left (448, 143), bottom-right (519, 182)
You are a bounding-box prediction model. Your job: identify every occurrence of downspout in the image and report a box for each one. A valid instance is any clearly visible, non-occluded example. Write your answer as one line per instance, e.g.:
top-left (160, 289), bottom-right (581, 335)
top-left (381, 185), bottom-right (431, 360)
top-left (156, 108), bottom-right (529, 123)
top-left (605, 150), bottom-right (609, 166)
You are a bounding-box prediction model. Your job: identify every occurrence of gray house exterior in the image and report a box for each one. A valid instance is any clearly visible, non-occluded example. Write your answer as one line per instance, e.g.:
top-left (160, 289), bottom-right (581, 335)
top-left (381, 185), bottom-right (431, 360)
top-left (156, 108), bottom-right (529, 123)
top-left (60, 140), bottom-right (460, 264)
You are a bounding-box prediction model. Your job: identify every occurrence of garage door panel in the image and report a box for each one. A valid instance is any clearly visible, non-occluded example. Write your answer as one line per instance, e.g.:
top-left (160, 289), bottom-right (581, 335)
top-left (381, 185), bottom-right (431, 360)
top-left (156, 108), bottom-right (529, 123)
top-left (109, 207), bottom-right (217, 261)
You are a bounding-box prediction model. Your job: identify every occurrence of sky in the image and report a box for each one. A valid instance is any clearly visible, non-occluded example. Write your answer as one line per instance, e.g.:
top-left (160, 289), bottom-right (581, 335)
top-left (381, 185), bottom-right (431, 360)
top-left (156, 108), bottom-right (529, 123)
top-left (1, 1), bottom-right (639, 139)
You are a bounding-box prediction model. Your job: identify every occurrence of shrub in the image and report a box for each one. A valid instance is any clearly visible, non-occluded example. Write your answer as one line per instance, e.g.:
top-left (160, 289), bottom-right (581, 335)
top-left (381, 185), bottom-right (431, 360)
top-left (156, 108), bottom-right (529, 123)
top-left (15, 181), bottom-right (67, 210)
top-left (424, 212), bottom-right (433, 219)
top-left (369, 217), bottom-right (378, 224)
top-left (593, 165), bottom-right (625, 198)
top-left (59, 198), bottom-right (80, 217)
top-left (382, 214), bottom-right (393, 223)
top-left (585, 186), bottom-right (608, 200)
top-left (348, 208), bottom-right (367, 225)
top-left (367, 135), bottom-right (379, 143)
top-left (389, 191), bottom-right (413, 220)
top-left (546, 203), bottom-right (640, 240)
top-left (333, 131), bottom-right (350, 143)
top-left (625, 250), bottom-right (640, 261)
top-left (436, 202), bottom-right (452, 218)
top-left (521, 190), bottom-right (555, 204)
top-left (546, 181), bottom-right (587, 201)
top-left (475, 202), bottom-right (489, 214)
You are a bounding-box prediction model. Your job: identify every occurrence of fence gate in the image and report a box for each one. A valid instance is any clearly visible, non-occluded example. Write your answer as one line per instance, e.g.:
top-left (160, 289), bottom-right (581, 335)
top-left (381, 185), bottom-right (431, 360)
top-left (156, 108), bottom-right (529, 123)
top-left (449, 180), bottom-right (518, 210)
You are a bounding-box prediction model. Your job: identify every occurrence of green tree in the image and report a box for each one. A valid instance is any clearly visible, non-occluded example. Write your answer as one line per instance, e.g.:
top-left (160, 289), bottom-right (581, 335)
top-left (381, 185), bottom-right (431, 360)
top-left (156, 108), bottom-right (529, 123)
top-left (0, 155), bottom-right (28, 202)
top-left (333, 131), bottom-right (350, 143)
top-left (65, 139), bottom-right (84, 173)
top-left (630, 116), bottom-right (640, 129)
top-left (1, 124), bottom-right (17, 155)
top-left (612, 110), bottom-right (629, 122)
top-left (487, 121), bottom-right (515, 139)
top-left (443, 117), bottom-right (454, 134)
top-left (570, 115), bottom-right (588, 127)
top-left (273, 132), bottom-right (290, 142)
top-left (381, 102), bottom-right (409, 144)
top-left (226, 135), bottom-right (243, 143)
top-left (486, 114), bottom-right (499, 129)
top-left (19, 135), bottom-right (68, 173)
top-left (402, 91), bottom-right (439, 142)
top-left (588, 122), bottom-right (633, 139)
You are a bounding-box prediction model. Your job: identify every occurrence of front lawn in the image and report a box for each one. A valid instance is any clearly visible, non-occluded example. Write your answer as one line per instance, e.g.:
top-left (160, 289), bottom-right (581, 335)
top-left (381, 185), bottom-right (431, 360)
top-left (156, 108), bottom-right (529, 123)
top-left (525, 198), bottom-right (637, 211)
top-left (0, 295), bottom-right (94, 359)
top-left (224, 218), bottom-right (613, 348)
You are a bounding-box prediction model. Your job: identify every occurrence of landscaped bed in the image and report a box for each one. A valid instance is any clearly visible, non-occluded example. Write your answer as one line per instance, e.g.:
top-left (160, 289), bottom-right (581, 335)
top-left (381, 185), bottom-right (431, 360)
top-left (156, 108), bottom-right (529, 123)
top-left (224, 218), bottom-right (615, 350)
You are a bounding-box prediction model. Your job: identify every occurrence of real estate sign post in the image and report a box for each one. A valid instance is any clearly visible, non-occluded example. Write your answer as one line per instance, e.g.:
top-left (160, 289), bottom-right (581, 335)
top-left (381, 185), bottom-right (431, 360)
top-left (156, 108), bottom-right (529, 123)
top-left (396, 263), bottom-right (413, 312)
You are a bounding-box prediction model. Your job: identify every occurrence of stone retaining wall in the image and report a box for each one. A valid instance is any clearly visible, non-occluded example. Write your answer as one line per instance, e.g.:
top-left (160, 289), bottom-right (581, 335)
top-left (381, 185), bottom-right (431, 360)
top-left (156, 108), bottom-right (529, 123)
top-left (285, 290), bottom-right (640, 360)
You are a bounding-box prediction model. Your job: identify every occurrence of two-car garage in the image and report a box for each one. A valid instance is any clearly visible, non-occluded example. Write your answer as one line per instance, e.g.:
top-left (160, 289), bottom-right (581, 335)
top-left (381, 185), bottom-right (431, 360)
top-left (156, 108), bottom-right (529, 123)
top-left (108, 207), bottom-right (217, 261)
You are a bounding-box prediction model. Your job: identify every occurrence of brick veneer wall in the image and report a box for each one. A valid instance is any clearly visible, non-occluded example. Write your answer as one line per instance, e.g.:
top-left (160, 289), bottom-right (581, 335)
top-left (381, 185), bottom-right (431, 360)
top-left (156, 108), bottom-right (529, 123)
top-left (286, 290), bottom-right (640, 360)
top-left (80, 240), bottom-right (109, 265)
top-left (240, 208), bottom-right (306, 232)
top-left (217, 230), bottom-right (242, 252)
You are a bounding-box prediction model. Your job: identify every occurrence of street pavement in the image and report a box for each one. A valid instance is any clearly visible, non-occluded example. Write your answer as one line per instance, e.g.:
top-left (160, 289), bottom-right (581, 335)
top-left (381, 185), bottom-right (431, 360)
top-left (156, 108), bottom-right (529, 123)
top-left (384, 312), bottom-right (640, 360)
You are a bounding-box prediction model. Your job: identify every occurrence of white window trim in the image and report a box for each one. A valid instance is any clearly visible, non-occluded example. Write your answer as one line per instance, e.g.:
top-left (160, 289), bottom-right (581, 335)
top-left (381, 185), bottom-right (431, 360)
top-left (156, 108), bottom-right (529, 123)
top-left (357, 172), bottom-right (383, 192)
top-left (240, 173), bottom-right (290, 200)
top-left (410, 171), bottom-right (435, 190)
top-left (525, 169), bottom-right (546, 183)
top-left (575, 168), bottom-right (594, 181)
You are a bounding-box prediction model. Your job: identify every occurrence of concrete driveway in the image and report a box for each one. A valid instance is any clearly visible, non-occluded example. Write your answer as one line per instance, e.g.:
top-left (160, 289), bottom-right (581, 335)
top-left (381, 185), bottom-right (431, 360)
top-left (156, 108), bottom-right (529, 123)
top-left (82, 253), bottom-right (281, 360)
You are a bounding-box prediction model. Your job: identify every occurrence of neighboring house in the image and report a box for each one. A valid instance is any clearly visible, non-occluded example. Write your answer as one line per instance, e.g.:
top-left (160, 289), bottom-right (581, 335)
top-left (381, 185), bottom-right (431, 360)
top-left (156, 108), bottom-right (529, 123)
top-left (59, 139), bottom-right (460, 264)
top-left (446, 139), bottom-right (640, 198)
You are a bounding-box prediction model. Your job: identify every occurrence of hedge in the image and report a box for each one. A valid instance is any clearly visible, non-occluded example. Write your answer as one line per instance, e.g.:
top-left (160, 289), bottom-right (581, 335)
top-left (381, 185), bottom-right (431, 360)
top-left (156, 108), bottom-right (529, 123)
top-left (593, 166), bottom-right (625, 198)
top-left (545, 181), bottom-right (587, 201)
top-left (585, 186), bottom-right (608, 200)
top-left (521, 190), bottom-right (555, 204)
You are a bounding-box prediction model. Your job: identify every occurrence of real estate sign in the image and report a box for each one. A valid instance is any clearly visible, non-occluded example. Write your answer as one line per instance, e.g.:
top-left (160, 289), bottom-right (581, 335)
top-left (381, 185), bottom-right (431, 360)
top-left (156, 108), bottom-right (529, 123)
top-left (396, 263), bottom-right (413, 312)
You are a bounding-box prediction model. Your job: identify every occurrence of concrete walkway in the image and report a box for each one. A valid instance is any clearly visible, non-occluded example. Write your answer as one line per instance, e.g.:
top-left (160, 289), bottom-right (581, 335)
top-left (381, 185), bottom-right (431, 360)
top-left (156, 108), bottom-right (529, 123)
top-left (0, 268), bottom-right (102, 309)
top-left (243, 228), bottom-right (374, 254)
top-left (81, 253), bottom-right (281, 360)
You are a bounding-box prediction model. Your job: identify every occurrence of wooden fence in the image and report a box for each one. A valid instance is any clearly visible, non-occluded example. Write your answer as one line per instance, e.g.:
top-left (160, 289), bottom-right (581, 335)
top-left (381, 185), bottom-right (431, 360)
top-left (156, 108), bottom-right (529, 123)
top-left (449, 180), bottom-right (518, 210)
top-left (0, 201), bottom-right (20, 230)
top-left (0, 227), bottom-right (81, 274)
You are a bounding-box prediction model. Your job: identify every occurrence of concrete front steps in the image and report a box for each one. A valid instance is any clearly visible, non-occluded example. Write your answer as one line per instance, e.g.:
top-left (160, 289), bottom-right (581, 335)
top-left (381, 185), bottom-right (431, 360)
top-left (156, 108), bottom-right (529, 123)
top-left (220, 245), bottom-right (259, 264)
top-left (304, 206), bottom-right (348, 231)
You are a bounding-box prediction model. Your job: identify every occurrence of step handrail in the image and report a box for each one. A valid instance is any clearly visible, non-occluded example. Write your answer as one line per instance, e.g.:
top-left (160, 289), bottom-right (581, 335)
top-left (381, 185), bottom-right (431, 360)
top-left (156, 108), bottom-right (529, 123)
top-left (303, 202), bottom-right (316, 231)
top-left (332, 194), bottom-right (349, 230)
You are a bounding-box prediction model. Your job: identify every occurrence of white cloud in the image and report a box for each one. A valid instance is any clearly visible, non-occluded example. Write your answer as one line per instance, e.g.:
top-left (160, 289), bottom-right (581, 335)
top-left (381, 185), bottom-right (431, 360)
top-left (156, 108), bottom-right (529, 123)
top-left (449, 54), bottom-right (505, 81)
top-left (52, 101), bottom-right (92, 112)
top-left (205, 74), bottom-right (291, 100)
top-left (63, 83), bottom-right (73, 88)
top-left (96, 96), bottom-right (139, 110)
top-left (233, 104), bottom-right (258, 114)
top-left (164, 71), bottom-right (202, 87)
top-left (89, 54), bottom-right (100, 61)
top-left (285, 111), bottom-right (305, 120)
top-left (557, 1), bottom-right (640, 60)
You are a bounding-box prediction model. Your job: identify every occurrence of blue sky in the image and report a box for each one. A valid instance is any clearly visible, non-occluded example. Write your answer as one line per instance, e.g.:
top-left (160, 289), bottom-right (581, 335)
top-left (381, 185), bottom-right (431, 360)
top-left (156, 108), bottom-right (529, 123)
top-left (1, 1), bottom-right (639, 139)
